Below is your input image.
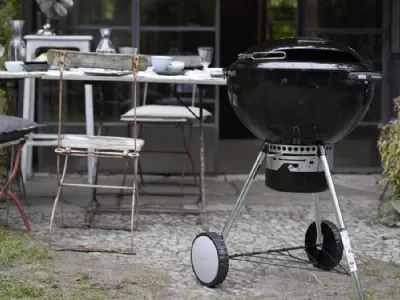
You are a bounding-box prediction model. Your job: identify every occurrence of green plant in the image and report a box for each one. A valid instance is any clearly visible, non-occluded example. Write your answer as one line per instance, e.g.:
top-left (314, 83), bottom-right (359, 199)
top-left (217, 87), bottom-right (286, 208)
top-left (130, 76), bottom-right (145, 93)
top-left (0, 0), bottom-right (21, 185)
top-left (377, 97), bottom-right (400, 225)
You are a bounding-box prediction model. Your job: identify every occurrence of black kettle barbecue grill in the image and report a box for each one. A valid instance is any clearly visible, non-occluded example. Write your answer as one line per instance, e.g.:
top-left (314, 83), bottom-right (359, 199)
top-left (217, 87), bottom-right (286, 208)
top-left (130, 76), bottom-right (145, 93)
top-left (190, 38), bottom-right (382, 300)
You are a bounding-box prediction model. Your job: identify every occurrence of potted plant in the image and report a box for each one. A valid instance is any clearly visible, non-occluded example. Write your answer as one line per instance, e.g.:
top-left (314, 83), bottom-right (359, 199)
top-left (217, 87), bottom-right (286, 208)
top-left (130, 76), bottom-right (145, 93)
top-left (377, 97), bottom-right (400, 227)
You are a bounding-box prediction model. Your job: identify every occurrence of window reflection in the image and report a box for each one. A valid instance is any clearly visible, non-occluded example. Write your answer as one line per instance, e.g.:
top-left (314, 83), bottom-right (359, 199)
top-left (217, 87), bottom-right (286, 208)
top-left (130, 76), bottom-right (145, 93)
top-left (68, 0), bottom-right (133, 26)
top-left (316, 34), bottom-right (382, 62)
top-left (140, 0), bottom-right (216, 26)
top-left (266, 0), bottom-right (298, 40)
top-left (140, 31), bottom-right (215, 55)
top-left (306, 0), bottom-right (381, 29)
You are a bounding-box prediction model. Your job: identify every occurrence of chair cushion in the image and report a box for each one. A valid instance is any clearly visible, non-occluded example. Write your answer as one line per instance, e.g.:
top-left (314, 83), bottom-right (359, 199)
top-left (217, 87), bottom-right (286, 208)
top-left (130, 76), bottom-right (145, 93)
top-left (120, 105), bottom-right (212, 122)
top-left (0, 115), bottom-right (42, 144)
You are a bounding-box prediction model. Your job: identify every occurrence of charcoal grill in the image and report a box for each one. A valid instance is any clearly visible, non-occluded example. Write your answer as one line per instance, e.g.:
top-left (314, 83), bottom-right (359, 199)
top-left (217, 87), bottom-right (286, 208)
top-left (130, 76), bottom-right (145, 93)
top-left (190, 38), bottom-right (382, 300)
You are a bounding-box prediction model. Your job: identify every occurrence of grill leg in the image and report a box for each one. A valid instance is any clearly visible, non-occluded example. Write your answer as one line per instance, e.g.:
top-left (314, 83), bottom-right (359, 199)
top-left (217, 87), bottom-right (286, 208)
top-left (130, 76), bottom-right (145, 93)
top-left (318, 146), bottom-right (364, 300)
top-left (220, 143), bottom-right (267, 240)
top-left (313, 193), bottom-right (323, 245)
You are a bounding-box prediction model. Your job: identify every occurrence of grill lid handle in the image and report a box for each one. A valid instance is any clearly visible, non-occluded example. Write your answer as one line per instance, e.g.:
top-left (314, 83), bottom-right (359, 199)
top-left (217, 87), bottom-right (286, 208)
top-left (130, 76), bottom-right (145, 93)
top-left (347, 72), bottom-right (382, 81)
top-left (238, 51), bottom-right (286, 61)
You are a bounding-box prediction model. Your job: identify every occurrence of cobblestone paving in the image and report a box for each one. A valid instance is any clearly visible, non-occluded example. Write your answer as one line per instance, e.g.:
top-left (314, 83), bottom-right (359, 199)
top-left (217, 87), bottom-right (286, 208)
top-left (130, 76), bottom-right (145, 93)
top-left (1, 174), bottom-right (399, 299)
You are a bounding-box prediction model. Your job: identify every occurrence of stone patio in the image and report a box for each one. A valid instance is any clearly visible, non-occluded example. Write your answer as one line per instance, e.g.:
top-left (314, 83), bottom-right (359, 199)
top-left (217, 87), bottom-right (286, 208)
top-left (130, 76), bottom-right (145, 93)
top-left (1, 173), bottom-right (400, 299)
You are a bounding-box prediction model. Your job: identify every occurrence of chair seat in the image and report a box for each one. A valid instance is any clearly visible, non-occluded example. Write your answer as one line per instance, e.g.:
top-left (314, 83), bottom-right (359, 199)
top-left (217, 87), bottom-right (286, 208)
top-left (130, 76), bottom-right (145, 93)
top-left (58, 134), bottom-right (144, 152)
top-left (157, 96), bottom-right (215, 106)
top-left (120, 105), bottom-right (212, 122)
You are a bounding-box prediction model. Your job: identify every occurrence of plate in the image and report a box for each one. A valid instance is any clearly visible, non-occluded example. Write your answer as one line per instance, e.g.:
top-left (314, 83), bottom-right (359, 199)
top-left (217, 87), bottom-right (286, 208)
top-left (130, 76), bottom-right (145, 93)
top-left (81, 68), bottom-right (133, 76)
top-left (155, 70), bottom-right (186, 76)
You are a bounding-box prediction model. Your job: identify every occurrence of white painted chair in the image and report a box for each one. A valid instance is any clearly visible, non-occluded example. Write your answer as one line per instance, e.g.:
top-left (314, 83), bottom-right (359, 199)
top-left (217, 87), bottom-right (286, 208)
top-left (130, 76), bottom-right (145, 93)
top-left (120, 56), bottom-right (212, 193)
top-left (48, 52), bottom-right (145, 252)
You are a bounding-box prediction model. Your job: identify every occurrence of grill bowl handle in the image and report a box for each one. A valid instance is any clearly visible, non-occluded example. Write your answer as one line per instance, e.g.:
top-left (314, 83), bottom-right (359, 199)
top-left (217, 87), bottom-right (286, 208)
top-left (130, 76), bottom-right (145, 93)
top-left (347, 72), bottom-right (382, 81)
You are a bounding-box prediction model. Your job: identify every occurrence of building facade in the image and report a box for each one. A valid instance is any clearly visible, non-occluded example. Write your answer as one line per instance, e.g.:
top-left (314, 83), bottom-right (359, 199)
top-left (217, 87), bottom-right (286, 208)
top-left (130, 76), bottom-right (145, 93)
top-left (20, 0), bottom-right (398, 174)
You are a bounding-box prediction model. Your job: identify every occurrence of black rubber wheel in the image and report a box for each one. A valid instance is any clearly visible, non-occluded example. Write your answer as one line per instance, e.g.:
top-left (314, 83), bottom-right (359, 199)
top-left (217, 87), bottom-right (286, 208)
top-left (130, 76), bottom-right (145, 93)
top-left (191, 232), bottom-right (229, 287)
top-left (304, 220), bottom-right (343, 270)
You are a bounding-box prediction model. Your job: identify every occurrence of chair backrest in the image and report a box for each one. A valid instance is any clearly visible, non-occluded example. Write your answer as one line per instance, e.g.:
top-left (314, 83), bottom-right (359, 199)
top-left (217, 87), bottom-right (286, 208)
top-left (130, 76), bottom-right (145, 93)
top-left (46, 49), bottom-right (148, 71)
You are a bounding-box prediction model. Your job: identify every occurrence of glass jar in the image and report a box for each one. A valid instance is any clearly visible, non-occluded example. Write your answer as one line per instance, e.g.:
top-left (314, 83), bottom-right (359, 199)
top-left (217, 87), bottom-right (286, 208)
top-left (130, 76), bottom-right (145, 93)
top-left (8, 20), bottom-right (26, 61)
top-left (96, 28), bottom-right (116, 54)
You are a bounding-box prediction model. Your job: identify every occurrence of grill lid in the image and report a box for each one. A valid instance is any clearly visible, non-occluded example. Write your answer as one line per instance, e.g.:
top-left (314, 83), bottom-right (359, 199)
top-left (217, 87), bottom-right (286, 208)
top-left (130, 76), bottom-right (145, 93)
top-left (224, 38), bottom-right (383, 144)
top-left (230, 38), bottom-right (382, 78)
top-left (237, 37), bottom-right (364, 64)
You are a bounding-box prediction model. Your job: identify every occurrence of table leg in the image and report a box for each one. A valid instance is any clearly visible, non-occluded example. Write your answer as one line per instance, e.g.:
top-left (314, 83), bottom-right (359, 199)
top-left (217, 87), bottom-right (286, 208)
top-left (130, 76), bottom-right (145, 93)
top-left (21, 78), bottom-right (35, 181)
top-left (197, 85), bottom-right (208, 230)
top-left (84, 84), bottom-right (95, 185)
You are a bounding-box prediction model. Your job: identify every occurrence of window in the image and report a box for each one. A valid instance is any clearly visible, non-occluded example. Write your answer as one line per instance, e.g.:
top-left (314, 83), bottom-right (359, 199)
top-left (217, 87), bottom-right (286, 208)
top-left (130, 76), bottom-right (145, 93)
top-left (306, 0), bottom-right (381, 29)
top-left (140, 0), bottom-right (216, 27)
top-left (266, 0), bottom-right (298, 40)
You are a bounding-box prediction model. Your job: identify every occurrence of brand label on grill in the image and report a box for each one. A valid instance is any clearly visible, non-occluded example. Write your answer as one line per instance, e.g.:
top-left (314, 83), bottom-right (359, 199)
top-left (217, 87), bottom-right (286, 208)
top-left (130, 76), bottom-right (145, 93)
top-left (340, 230), bottom-right (357, 272)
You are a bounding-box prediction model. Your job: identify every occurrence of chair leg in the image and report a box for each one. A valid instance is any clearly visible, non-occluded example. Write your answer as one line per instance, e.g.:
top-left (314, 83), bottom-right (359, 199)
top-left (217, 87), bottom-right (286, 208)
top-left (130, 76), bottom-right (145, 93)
top-left (181, 123), bottom-right (197, 185)
top-left (85, 157), bottom-right (100, 225)
top-left (130, 156), bottom-right (140, 253)
top-left (119, 123), bottom-right (144, 199)
top-left (49, 155), bottom-right (69, 248)
top-left (179, 124), bottom-right (188, 194)
top-left (138, 124), bottom-right (145, 185)
top-left (17, 167), bottom-right (28, 205)
top-left (2, 142), bottom-right (31, 231)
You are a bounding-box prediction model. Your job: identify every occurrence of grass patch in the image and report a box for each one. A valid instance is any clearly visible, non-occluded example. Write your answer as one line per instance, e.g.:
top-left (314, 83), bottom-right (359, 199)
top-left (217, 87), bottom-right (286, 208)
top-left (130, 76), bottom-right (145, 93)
top-left (0, 275), bottom-right (45, 299)
top-left (391, 271), bottom-right (400, 278)
top-left (0, 227), bottom-right (52, 267)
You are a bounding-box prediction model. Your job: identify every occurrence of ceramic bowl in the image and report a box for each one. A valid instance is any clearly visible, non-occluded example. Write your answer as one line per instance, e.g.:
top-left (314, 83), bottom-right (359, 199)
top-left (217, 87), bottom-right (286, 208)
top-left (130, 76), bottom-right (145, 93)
top-left (5, 61), bottom-right (25, 72)
top-left (119, 47), bottom-right (138, 54)
top-left (151, 56), bottom-right (173, 72)
top-left (168, 61), bottom-right (185, 72)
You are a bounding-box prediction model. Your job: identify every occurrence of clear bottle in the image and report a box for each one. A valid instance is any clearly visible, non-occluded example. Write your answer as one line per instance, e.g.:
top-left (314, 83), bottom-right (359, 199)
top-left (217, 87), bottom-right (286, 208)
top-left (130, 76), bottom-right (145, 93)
top-left (8, 20), bottom-right (26, 61)
top-left (96, 28), bottom-right (116, 54)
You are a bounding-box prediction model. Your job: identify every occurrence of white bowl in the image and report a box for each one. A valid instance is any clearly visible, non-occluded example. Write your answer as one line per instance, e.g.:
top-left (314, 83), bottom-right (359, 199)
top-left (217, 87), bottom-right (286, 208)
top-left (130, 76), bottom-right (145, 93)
top-left (5, 61), bottom-right (25, 72)
top-left (151, 56), bottom-right (173, 72)
top-left (168, 61), bottom-right (185, 72)
top-left (119, 47), bottom-right (138, 54)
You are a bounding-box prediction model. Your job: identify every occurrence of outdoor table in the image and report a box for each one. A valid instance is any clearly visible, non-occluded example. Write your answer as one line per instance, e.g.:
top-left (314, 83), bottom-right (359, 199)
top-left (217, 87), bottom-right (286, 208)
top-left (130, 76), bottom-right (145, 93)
top-left (41, 69), bottom-right (226, 229)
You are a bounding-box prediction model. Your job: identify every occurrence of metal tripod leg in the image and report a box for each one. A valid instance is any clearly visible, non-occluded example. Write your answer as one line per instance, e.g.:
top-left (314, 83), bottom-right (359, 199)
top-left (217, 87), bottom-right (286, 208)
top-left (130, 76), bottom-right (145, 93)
top-left (313, 193), bottom-right (323, 245)
top-left (318, 146), bottom-right (364, 300)
top-left (221, 143), bottom-right (267, 240)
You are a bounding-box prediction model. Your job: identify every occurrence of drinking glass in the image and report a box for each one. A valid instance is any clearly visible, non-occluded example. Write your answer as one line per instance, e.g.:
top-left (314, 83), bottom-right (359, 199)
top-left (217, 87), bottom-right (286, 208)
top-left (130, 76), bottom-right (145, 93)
top-left (198, 47), bottom-right (214, 70)
top-left (96, 28), bottom-right (116, 54)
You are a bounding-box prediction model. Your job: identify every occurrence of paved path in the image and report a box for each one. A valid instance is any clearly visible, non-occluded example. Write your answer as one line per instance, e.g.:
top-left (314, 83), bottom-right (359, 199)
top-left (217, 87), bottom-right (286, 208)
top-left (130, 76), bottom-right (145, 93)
top-left (1, 174), bottom-right (399, 299)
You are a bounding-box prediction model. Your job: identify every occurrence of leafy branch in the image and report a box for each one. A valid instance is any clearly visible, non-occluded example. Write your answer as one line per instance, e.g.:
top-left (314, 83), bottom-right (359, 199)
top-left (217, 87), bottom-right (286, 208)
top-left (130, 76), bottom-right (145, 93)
top-left (377, 97), bottom-right (400, 226)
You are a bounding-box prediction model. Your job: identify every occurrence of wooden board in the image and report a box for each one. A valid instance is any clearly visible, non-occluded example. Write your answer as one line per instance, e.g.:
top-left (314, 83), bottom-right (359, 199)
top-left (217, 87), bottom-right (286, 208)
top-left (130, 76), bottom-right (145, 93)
top-left (46, 50), bottom-right (149, 71)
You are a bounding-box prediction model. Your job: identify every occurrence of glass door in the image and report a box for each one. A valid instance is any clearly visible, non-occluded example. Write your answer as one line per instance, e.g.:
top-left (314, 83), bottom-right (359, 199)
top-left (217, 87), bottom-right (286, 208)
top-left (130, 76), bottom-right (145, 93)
top-left (303, 0), bottom-right (389, 173)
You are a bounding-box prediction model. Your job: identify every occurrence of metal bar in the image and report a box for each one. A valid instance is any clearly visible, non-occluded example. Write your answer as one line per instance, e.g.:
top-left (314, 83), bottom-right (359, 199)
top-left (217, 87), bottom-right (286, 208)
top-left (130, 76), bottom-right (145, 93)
top-left (306, 28), bottom-right (383, 34)
top-left (139, 26), bottom-right (216, 32)
top-left (61, 183), bottom-right (134, 190)
top-left (221, 143), bottom-right (267, 239)
top-left (197, 86), bottom-right (207, 230)
top-left (213, 0), bottom-right (221, 175)
top-left (319, 146), bottom-right (365, 300)
top-left (91, 207), bottom-right (203, 214)
top-left (230, 245), bottom-right (307, 258)
top-left (71, 26), bottom-right (133, 31)
top-left (381, 0), bottom-right (391, 124)
top-left (55, 151), bottom-right (138, 158)
top-left (38, 121), bottom-right (218, 128)
top-left (313, 193), bottom-right (323, 245)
